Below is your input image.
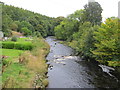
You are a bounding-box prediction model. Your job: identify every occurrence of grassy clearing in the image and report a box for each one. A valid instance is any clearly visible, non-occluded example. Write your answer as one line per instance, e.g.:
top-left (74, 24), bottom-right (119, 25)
top-left (6, 37), bottom-right (32, 43)
top-left (1, 49), bottom-right (24, 57)
top-left (17, 38), bottom-right (32, 42)
top-left (1, 49), bottom-right (24, 66)
top-left (2, 37), bottom-right (50, 88)
top-left (2, 63), bottom-right (33, 88)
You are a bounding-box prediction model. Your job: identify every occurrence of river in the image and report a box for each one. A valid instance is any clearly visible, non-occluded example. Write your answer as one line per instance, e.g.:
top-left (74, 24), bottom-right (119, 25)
top-left (45, 36), bottom-right (120, 88)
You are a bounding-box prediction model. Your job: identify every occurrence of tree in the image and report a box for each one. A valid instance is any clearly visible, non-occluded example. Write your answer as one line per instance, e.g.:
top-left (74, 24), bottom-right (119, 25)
top-left (35, 24), bottom-right (47, 37)
top-left (33, 31), bottom-right (42, 37)
top-left (67, 9), bottom-right (85, 23)
top-left (54, 19), bottom-right (79, 41)
top-left (92, 18), bottom-right (120, 61)
top-left (2, 14), bottom-right (13, 37)
top-left (2, 4), bottom-right (57, 37)
top-left (20, 21), bottom-right (34, 32)
top-left (54, 16), bottom-right (65, 26)
top-left (72, 22), bottom-right (98, 58)
top-left (13, 21), bottom-right (20, 30)
top-left (10, 22), bottom-right (18, 31)
top-left (84, 2), bottom-right (103, 25)
top-left (21, 27), bottom-right (32, 36)
top-left (79, 25), bottom-right (99, 58)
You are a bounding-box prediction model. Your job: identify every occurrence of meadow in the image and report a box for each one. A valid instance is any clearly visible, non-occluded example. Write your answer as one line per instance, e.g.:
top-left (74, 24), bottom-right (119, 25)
top-left (1, 37), bottom-right (50, 88)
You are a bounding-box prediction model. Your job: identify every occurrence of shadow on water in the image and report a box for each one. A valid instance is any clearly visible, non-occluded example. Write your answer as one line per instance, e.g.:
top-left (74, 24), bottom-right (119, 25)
top-left (76, 60), bottom-right (120, 88)
top-left (45, 36), bottom-right (120, 88)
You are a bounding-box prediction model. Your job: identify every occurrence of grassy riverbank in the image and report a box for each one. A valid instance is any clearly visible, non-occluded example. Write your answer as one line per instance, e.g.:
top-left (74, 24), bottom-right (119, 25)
top-left (2, 37), bottom-right (50, 88)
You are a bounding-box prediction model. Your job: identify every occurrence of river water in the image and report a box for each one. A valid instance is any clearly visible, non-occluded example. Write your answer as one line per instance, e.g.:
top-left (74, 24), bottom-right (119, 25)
top-left (45, 37), bottom-right (120, 88)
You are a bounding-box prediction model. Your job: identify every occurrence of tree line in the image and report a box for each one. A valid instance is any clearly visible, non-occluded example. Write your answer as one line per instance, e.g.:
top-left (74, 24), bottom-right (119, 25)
top-left (54, 2), bottom-right (120, 66)
top-left (2, 3), bottom-right (65, 37)
top-left (2, 2), bottom-right (120, 66)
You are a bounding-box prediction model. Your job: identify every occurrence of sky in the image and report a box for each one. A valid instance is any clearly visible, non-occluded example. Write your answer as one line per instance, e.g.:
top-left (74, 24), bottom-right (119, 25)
top-left (0, 0), bottom-right (119, 21)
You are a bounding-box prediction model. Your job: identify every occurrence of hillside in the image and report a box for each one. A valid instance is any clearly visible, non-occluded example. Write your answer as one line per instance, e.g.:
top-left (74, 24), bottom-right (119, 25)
top-left (2, 3), bottom-right (58, 37)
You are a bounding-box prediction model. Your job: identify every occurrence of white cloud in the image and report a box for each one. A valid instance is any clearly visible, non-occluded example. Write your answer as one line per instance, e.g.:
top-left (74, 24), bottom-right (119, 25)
top-left (0, 0), bottom-right (119, 21)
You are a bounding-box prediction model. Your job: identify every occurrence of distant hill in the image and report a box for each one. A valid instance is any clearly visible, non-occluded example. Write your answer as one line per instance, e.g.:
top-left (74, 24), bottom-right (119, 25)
top-left (2, 3), bottom-right (61, 37)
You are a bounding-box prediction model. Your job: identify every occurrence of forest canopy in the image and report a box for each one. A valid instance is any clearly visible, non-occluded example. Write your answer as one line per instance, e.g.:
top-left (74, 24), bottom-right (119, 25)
top-left (2, 3), bottom-right (64, 37)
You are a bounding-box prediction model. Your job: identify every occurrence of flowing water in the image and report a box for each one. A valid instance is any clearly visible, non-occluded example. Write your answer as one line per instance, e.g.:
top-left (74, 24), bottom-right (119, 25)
top-left (45, 37), bottom-right (120, 88)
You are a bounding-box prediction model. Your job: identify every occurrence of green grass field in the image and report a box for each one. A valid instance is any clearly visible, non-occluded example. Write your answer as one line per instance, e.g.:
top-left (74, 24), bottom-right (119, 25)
top-left (2, 62), bottom-right (34, 88)
top-left (2, 37), bottom-right (50, 88)
top-left (1, 49), bottom-right (24, 57)
top-left (17, 37), bottom-right (32, 42)
top-left (6, 37), bottom-right (32, 42)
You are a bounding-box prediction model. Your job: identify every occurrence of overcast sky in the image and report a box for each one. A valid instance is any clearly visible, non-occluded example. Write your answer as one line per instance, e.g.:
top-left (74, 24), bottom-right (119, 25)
top-left (0, 0), bottom-right (119, 21)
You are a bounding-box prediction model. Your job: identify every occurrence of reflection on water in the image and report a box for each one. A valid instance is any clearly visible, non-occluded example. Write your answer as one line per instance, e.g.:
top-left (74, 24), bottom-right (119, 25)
top-left (46, 37), bottom-right (120, 88)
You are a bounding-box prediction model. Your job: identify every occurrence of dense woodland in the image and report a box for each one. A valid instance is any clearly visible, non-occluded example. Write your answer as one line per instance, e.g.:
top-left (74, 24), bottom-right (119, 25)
top-left (2, 3), bottom-right (65, 37)
top-left (2, 2), bottom-right (120, 66)
top-left (54, 2), bottom-right (120, 66)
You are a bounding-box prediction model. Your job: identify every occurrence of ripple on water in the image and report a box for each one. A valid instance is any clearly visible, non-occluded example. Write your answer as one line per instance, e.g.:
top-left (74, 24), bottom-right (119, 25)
top-left (46, 37), bottom-right (120, 88)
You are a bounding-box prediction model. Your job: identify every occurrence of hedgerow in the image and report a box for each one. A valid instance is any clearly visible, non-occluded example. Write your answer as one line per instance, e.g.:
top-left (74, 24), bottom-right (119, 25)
top-left (2, 42), bottom-right (34, 50)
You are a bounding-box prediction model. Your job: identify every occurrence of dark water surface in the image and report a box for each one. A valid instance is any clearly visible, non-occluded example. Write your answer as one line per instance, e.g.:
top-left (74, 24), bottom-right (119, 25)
top-left (45, 37), bottom-right (120, 88)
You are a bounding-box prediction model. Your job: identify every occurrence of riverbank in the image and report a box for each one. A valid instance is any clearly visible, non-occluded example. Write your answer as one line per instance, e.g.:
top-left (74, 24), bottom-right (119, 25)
top-left (59, 40), bottom-right (120, 84)
top-left (59, 40), bottom-right (120, 66)
top-left (2, 37), bottom-right (50, 88)
top-left (46, 37), bottom-right (120, 88)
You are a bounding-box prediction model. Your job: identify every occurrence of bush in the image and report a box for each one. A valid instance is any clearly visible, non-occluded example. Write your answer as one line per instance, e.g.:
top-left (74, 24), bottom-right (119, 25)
top-left (3, 59), bottom-right (11, 66)
top-left (2, 42), bottom-right (34, 50)
top-left (14, 43), bottom-right (34, 50)
top-left (11, 37), bottom-right (17, 42)
top-left (2, 42), bottom-right (15, 49)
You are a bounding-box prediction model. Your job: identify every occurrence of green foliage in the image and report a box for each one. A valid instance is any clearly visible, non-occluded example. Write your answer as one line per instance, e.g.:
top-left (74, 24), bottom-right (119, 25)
top-left (2, 42), bottom-right (15, 49)
top-left (21, 27), bottom-right (32, 36)
top-left (92, 18), bottom-right (120, 61)
top-left (54, 19), bottom-right (79, 41)
top-left (1, 49), bottom-right (24, 66)
top-left (2, 14), bottom-right (13, 37)
top-left (54, 16), bottom-right (65, 26)
top-left (79, 25), bottom-right (99, 58)
top-left (2, 38), bottom-right (49, 88)
top-left (14, 43), bottom-right (34, 50)
top-left (73, 22), bottom-right (92, 40)
top-left (11, 36), bottom-right (17, 42)
top-left (33, 31), bottom-right (42, 37)
top-left (1, 49), bottom-right (23, 57)
top-left (2, 41), bottom-right (34, 50)
top-left (3, 58), bottom-right (10, 66)
top-left (2, 63), bottom-right (31, 88)
top-left (108, 61), bottom-right (120, 67)
top-left (84, 2), bottom-right (103, 25)
top-left (71, 22), bottom-right (99, 58)
top-left (2, 4), bottom-right (57, 37)
top-left (53, 1), bottom-right (119, 66)
top-left (67, 9), bottom-right (85, 22)
top-left (10, 22), bottom-right (18, 31)
top-left (35, 24), bottom-right (47, 37)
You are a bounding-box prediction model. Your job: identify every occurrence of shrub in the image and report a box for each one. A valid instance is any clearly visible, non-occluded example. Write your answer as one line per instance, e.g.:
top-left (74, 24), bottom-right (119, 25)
top-left (14, 43), bottom-right (34, 50)
top-left (2, 42), bottom-right (34, 50)
top-left (11, 37), bottom-right (17, 42)
top-left (2, 42), bottom-right (15, 49)
top-left (3, 59), bottom-right (11, 66)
